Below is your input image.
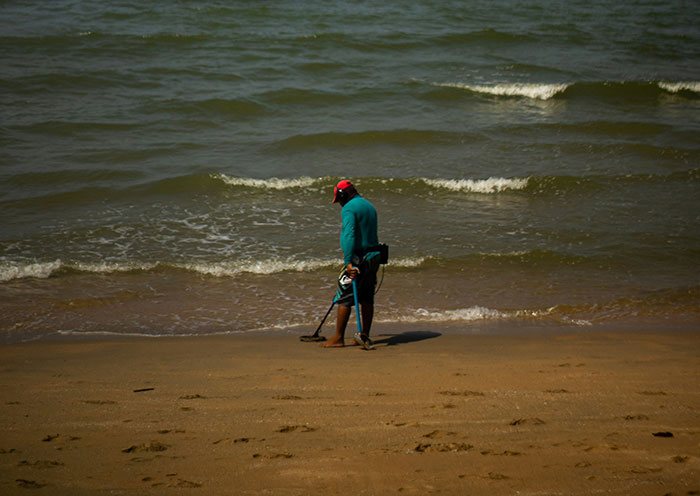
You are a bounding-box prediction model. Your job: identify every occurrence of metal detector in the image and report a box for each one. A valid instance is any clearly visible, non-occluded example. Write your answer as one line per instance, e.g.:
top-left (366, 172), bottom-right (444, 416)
top-left (300, 262), bottom-right (377, 345)
top-left (299, 297), bottom-right (336, 342)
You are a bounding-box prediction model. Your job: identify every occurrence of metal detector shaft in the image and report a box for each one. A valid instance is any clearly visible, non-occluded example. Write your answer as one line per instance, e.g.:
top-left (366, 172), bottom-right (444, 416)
top-left (352, 278), bottom-right (362, 334)
top-left (312, 298), bottom-right (337, 338)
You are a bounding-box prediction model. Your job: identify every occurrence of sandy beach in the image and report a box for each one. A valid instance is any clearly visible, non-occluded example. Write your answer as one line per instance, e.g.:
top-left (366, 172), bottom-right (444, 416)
top-left (1, 327), bottom-right (698, 495)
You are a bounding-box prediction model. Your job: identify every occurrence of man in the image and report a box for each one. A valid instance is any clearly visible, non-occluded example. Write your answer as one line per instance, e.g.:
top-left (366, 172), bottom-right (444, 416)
top-left (322, 180), bottom-right (380, 349)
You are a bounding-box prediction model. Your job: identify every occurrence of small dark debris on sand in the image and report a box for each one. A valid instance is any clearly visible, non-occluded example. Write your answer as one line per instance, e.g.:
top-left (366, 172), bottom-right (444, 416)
top-left (652, 431), bottom-right (674, 438)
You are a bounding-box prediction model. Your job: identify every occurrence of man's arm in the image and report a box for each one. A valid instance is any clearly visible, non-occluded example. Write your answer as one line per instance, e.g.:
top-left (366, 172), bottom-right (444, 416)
top-left (340, 208), bottom-right (359, 278)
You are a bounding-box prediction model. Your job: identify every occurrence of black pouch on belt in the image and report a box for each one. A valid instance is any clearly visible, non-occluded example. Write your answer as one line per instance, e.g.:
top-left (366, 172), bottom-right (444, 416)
top-left (364, 244), bottom-right (389, 265)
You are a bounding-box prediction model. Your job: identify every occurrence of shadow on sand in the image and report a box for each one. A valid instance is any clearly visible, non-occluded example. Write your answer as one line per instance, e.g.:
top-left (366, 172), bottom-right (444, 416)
top-left (373, 331), bottom-right (441, 347)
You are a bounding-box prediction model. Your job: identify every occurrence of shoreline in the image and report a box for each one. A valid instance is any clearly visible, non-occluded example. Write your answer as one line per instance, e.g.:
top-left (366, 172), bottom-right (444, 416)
top-left (3, 266), bottom-right (698, 345)
top-left (1, 329), bottom-right (698, 495)
top-left (6, 315), bottom-right (700, 347)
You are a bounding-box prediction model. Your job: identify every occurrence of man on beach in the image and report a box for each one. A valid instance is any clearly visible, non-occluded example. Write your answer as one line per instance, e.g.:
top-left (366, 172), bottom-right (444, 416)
top-left (322, 180), bottom-right (380, 349)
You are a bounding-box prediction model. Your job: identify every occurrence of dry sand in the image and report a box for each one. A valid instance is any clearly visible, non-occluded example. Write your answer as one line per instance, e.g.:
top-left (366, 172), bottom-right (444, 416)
top-left (1, 328), bottom-right (698, 495)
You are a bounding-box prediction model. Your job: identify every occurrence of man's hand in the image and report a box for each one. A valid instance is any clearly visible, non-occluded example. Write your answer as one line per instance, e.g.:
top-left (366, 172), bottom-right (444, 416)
top-left (346, 264), bottom-right (360, 279)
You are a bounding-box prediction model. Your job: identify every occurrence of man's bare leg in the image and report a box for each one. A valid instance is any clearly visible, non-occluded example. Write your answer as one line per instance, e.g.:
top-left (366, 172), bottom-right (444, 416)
top-left (322, 304), bottom-right (351, 347)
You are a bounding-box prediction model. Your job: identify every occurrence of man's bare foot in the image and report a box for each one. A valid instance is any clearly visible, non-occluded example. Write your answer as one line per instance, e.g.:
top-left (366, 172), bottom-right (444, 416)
top-left (320, 338), bottom-right (344, 348)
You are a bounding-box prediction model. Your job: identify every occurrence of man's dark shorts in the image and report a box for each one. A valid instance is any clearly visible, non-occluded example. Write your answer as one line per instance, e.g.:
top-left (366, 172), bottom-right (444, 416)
top-left (335, 255), bottom-right (380, 307)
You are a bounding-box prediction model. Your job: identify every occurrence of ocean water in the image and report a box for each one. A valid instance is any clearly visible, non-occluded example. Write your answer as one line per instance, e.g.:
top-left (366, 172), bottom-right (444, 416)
top-left (1, 0), bottom-right (699, 343)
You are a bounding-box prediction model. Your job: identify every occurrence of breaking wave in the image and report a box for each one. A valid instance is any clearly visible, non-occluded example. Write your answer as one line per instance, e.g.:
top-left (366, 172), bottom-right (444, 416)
top-left (211, 174), bottom-right (319, 190)
top-left (658, 81), bottom-right (700, 93)
top-left (381, 305), bottom-right (591, 326)
top-left (435, 82), bottom-right (569, 100)
top-left (0, 260), bottom-right (64, 282)
top-left (431, 80), bottom-right (700, 100)
top-left (422, 177), bottom-right (529, 193)
top-left (381, 286), bottom-right (700, 327)
top-left (0, 255), bottom-right (428, 282)
top-left (6, 169), bottom-right (695, 209)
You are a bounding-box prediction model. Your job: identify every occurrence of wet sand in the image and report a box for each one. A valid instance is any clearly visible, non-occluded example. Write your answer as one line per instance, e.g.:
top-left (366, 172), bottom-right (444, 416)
top-left (1, 328), bottom-right (698, 495)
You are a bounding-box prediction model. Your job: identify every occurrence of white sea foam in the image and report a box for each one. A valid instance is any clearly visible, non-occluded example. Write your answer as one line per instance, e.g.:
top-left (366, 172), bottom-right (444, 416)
top-left (213, 174), bottom-right (319, 190)
top-left (0, 260), bottom-right (160, 282)
top-left (390, 256), bottom-right (427, 268)
top-left (184, 256), bottom-right (428, 276)
top-left (175, 257), bottom-right (337, 277)
top-left (436, 82), bottom-right (569, 100)
top-left (0, 260), bottom-right (62, 282)
top-left (658, 81), bottom-right (700, 94)
top-left (387, 306), bottom-right (510, 323)
top-left (381, 305), bottom-right (591, 325)
top-left (0, 258), bottom-right (334, 281)
top-left (422, 177), bottom-right (528, 193)
top-left (73, 261), bottom-right (159, 273)
top-left (1, 255), bottom-right (421, 282)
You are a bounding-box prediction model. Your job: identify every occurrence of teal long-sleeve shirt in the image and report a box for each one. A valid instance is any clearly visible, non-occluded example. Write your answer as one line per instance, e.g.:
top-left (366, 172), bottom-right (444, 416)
top-left (340, 195), bottom-right (379, 265)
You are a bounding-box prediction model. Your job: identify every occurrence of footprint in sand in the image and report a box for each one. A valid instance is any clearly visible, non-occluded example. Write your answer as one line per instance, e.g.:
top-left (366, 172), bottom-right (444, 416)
top-left (410, 442), bottom-right (472, 453)
top-left (169, 479), bottom-right (202, 488)
top-left (439, 390), bottom-right (484, 397)
top-left (486, 472), bottom-right (509, 480)
top-left (277, 425), bottom-right (317, 433)
top-left (36, 434), bottom-right (81, 455)
top-left (121, 442), bottom-right (169, 453)
top-left (388, 421), bottom-right (407, 427)
top-left (82, 399), bottom-right (117, 405)
top-left (212, 437), bottom-right (254, 445)
top-left (422, 430), bottom-right (457, 439)
top-left (622, 414), bottom-right (650, 420)
top-left (16, 479), bottom-right (47, 489)
top-left (252, 452), bottom-right (294, 459)
top-left (17, 460), bottom-right (64, 468)
top-left (480, 450), bottom-right (521, 456)
top-left (509, 418), bottom-right (545, 426)
top-left (629, 466), bottom-right (663, 474)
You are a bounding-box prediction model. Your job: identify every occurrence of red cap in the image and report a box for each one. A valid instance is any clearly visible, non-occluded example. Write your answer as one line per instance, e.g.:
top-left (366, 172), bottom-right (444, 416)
top-left (332, 180), bottom-right (353, 203)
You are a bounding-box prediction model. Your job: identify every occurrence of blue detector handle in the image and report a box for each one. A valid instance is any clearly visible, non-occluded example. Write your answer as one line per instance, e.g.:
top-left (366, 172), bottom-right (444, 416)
top-left (352, 277), bottom-right (362, 335)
